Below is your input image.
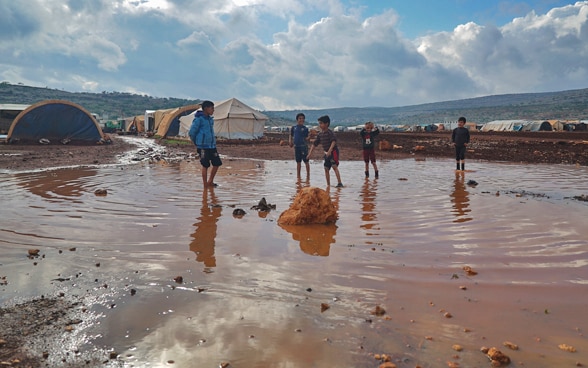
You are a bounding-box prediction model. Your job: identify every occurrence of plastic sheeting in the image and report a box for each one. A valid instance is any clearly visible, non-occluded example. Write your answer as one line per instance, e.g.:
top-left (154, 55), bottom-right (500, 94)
top-left (7, 100), bottom-right (104, 143)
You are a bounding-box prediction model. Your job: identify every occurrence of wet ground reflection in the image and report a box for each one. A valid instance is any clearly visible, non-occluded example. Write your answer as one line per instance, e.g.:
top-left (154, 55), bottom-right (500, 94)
top-left (1, 157), bottom-right (588, 367)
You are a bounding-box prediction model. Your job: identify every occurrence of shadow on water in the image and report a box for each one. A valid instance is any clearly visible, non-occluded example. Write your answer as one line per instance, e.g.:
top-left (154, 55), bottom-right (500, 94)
top-left (1, 158), bottom-right (588, 367)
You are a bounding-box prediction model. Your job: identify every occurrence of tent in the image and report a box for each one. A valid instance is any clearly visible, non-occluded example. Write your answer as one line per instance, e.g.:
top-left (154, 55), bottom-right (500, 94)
top-left (155, 104), bottom-right (201, 138)
top-left (481, 120), bottom-right (533, 132)
top-left (1, 104), bottom-right (29, 135)
top-left (6, 100), bottom-right (105, 143)
top-left (212, 98), bottom-right (268, 139)
top-left (179, 98), bottom-right (268, 140)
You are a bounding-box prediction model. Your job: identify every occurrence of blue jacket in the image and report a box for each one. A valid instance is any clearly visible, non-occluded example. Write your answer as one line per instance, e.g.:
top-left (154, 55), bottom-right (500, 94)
top-left (189, 111), bottom-right (216, 149)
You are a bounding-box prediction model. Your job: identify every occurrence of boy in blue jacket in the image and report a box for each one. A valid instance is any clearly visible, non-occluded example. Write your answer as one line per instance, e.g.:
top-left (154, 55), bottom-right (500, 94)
top-left (189, 100), bottom-right (222, 187)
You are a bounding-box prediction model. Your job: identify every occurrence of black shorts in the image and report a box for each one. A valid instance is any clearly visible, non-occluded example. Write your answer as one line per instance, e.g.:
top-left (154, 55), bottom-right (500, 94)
top-left (199, 148), bottom-right (222, 168)
top-left (294, 145), bottom-right (309, 163)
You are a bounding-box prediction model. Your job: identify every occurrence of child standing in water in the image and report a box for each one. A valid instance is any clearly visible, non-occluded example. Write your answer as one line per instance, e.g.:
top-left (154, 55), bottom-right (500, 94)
top-left (452, 116), bottom-right (470, 171)
top-left (360, 121), bottom-right (379, 178)
top-left (307, 115), bottom-right (343, 187)
top-left (289, 112), bottom-right (310, 178)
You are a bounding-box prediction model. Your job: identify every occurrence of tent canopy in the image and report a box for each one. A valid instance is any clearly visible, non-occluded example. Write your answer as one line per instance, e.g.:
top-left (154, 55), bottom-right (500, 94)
top-left (213, 98), bottom-right (268, 139)
top-left (7, 100), bottom-right (104, 143)
top-left (155, 104), bottom-right (201, 138)
top-left (178, 98), bottom-right (268, 140)
top-left (481, 119), bottom-right (565, 132)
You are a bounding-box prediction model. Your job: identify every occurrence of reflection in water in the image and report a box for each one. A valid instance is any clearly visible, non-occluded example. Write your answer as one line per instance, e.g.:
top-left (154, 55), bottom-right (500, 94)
top-left (280, 223), bottom-right (337, 256)
top-left (15, 168), bottom-right (98, 199)
top-left (360, 178), bottom-right (379, 233)
top-left (2, 158), bottom-right (588, 367)
top-left (189, 187), bottom-right (221, 268)
top-left (295, 176), bottom-right (311, 192)
top-left (450, 171), bottom-right (472, 223)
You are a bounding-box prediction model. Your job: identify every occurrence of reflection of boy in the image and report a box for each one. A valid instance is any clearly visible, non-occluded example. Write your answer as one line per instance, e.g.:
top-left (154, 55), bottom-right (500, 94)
top-left (190, 188), bottom-right (220, 268)
top-left (289, 113), bottom-right (310, 178)
top-left (452, 116), bottom-right (470, 171)
top-left (189, 100), bottom-right (222, 187)
top-left (360, 121), bottom-right (379, 178)
top-left (307, 115), bottom-right (343, 188)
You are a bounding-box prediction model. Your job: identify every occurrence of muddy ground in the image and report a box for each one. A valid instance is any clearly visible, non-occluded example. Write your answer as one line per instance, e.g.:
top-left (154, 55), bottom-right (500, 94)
top-left (1, 130), bottom-right (588, 367)
top-left (2, 130), bottom-right (588, 172)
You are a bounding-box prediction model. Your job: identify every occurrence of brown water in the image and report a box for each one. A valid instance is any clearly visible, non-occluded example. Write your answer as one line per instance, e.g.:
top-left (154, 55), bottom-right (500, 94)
top-left (1, 154), bottom-right (588, 367)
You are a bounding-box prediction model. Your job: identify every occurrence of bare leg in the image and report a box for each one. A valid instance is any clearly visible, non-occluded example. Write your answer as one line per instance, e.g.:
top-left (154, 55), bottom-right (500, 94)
top-left (296, 162), bottom-right (302, 177)
top-left (304, 161), bottom-right (310, 178)
top-left (201, 166), bottom-right (208, 187)
top-left (324, 167), bottom-right (330, 186)
top-left (207, 165), bottom-right (219, 186)
top-left (333, 165), bottom-right (342, 185)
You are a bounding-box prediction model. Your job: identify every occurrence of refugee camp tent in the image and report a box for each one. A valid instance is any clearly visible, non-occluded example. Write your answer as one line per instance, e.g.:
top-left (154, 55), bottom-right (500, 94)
top-left (127, 115), bottom-right (145, 133)
top-left (213, 98), bottom-right (268, 139)
top-left (178, 98), bottom-right (268, 140)
top-left (155, 104), bottom-right (201, 138)
top-left (480, 120), bottom-right (533, 132)
top-left (1, 104), bottom-right (29, 135)
top-left (6, 100), bottom-right (105, 143)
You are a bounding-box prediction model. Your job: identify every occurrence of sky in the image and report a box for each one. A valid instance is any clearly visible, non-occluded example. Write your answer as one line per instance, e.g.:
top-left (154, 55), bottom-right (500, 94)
top-left (1, 1), bottom-right (587, 111)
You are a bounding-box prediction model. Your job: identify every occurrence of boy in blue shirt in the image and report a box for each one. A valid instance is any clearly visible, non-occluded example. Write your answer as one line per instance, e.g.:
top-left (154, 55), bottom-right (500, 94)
top-left (289, 113), bottom-right (310, 178)
top-left (189, 100), bottom-right (222, 187)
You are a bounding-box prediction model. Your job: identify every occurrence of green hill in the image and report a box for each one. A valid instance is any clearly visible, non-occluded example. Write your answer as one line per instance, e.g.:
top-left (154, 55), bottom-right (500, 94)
top-left (0, 82), bottom-right (200, 120)
top-left (1, 82), bottom-right (587, 126)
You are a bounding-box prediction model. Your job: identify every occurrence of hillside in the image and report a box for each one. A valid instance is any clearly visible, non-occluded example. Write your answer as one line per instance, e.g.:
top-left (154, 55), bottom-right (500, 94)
top-left (266, 88), bottom-right (588, 126)
top-left (0, 82), bottom-right (200, 120)
top-left (1, 82), bottom-right (587, 126)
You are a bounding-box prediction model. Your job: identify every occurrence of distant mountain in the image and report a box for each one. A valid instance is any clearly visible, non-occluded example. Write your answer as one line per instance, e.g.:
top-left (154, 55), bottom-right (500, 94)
top-left (1, 82), bottom-right (587, 126)
top-left (264, 88), bottom-right (588, 126)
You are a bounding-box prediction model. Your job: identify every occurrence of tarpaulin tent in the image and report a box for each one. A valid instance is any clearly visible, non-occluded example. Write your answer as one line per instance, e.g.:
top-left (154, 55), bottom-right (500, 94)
top-left (179, 98), bottom-right (268, 140)
top-left (481, 120), bottom-right (565, 132)
top-left (7, 100), bottom-right (104, 143)
top-left (1, 104), bottom-right (29, 134)
top-left (155, 104), bottom-right (201, 138)
top-left (481, 120), bottom-right (533, 132)
top-left (212, 98), bottom-right (268, 139)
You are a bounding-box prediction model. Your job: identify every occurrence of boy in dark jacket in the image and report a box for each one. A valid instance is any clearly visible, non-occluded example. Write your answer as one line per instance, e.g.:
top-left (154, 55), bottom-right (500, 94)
top-left (452, 116), bottom-right (470, 171)
top-left (189, 100), bottom-right (222, 187)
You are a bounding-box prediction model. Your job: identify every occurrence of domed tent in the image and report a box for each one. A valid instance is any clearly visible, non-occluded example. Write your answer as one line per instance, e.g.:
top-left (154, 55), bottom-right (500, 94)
top-left (7, 100), bottom-right (104, 144)
top-left (155, 104), bottom-right (201, 138)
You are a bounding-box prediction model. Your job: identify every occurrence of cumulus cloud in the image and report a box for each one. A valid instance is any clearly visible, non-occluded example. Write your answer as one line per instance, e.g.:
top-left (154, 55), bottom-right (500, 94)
top-left (1, 0), bottom-right (587, 109)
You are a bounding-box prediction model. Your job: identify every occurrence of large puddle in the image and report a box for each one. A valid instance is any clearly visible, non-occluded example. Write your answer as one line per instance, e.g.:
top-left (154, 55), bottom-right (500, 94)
top-left (1, 150), bottom-right (588, 367)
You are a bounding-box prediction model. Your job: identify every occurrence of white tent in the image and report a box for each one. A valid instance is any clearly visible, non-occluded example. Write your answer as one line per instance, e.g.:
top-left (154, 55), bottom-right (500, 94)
top-left (481, 120), bottom-right (532, 132)
top-left (179, 98), bottom-right (268, 140)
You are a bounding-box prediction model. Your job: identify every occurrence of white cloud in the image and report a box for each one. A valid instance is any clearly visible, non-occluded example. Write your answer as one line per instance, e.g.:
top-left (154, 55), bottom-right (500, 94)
top-left (417, 1), bottom-right (588, 98)
top-left (1, 1), bottom-right (588, 110)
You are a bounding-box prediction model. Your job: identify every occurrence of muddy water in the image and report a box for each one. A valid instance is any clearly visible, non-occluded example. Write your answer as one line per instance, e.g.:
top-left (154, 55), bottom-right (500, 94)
top-left (1, 156), bottom-right (587, 367)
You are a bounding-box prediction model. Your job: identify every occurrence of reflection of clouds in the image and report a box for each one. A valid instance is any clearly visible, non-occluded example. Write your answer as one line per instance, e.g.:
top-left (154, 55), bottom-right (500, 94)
top-left (280, 223), bottom-right (337, 256)
top-left (450, 172), bottom-right (472, 223)
top-left (189, 188), bottom-right (220, 268)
